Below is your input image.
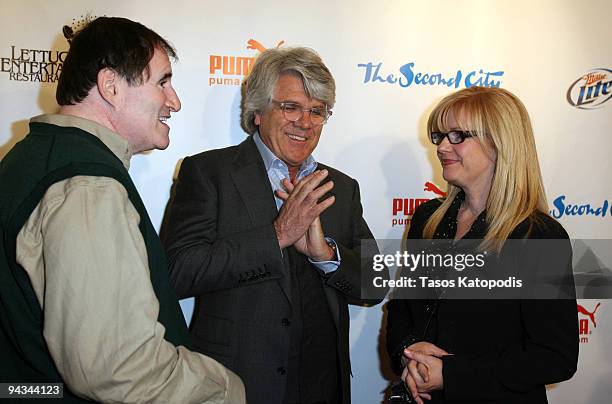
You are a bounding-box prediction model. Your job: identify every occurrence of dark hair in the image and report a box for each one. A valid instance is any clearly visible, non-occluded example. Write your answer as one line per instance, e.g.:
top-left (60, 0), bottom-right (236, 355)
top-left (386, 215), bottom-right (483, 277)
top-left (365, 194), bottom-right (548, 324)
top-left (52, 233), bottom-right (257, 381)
top-left (56, 17), bottom-right (177, 105)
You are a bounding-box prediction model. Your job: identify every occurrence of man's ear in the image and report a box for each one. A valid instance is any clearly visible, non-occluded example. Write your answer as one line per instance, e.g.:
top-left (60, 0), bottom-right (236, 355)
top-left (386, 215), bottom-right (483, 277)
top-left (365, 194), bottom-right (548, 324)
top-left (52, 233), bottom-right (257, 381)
top-left (254, 112), bottom-right (261, 126)
top-left (97, 68), bottom-right (120, 105)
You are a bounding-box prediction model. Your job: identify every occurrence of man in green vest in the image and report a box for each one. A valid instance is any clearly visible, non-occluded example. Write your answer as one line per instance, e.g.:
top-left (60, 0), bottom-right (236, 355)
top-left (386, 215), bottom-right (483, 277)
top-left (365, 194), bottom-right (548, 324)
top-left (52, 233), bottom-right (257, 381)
top-left (0, 17), bottom-right (244, 403)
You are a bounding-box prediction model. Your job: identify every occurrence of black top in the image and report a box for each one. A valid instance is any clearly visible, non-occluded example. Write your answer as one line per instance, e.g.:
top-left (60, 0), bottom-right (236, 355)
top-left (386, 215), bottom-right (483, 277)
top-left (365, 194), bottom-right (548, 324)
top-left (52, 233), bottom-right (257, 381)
top-left (386, 192), bottom-right (579, 404)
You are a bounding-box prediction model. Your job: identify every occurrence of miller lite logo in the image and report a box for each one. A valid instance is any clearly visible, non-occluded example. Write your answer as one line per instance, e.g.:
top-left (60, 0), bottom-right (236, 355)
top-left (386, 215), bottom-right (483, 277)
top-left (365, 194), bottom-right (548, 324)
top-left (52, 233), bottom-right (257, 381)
top-left (566, 68), bottom-right (612, 109)
top-left (577, 302), bottom-right (601, 344)
top-left (391, 181), bottom-right (446, 227)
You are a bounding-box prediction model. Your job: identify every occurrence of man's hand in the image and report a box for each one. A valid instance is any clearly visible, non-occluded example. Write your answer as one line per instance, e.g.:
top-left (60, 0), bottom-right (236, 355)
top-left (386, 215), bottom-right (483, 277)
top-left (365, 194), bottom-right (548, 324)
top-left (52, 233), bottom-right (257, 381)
top-left (294, 216), bottom-right (334, 261)
top-left (274, 172), bottom-right (335, 258)
top-left (277, 178), bottom-right (333, 260)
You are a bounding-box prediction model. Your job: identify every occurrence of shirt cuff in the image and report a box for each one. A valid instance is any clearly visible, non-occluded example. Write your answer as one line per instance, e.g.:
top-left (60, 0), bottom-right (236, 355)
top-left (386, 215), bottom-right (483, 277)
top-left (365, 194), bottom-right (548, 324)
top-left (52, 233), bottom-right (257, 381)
top-left (308, 237), bottom-right (341, 274)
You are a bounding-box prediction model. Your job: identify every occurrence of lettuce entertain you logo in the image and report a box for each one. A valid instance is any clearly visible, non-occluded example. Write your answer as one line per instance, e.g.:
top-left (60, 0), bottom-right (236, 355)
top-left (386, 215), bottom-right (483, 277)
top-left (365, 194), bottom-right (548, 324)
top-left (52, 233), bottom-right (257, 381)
top-left (357, 61), bottom-right (504, 89)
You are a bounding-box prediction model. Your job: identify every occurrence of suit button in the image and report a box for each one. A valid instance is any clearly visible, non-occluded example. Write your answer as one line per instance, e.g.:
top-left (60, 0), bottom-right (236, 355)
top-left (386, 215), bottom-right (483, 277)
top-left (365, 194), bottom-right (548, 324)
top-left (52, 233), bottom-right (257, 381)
top-left (277, 367), bottom-right (286, 375)
top-left (281, 318), bottom-right (291, 326)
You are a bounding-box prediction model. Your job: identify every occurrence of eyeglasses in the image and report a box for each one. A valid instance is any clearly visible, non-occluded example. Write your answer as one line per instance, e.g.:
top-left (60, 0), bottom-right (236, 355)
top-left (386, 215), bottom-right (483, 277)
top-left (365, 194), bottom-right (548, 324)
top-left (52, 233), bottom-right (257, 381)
top-left (430, 130), bottom-right (475, 145)
top-left (271, 99), bottom-right (332, 126)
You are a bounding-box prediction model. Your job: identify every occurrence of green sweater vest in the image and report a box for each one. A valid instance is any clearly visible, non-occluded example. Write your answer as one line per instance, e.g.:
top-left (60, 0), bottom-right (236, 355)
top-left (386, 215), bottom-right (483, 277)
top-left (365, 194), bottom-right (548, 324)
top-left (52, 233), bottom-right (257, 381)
top-left (0, 122), bottom-right (190, 401)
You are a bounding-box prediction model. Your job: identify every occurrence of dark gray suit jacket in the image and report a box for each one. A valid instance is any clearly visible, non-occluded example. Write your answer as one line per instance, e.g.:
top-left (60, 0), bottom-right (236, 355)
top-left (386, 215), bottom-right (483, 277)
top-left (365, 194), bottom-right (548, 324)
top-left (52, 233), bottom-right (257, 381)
top-left (162, 136), bottom-right (384, 404)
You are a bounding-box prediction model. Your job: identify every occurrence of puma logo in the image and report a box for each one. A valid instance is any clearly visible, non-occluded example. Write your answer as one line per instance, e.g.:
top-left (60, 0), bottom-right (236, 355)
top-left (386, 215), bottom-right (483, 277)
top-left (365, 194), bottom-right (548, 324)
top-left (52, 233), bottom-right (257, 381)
top-left (577, 303), bottom-right (601, 327)
top-left (424, 181), bottom-right (446, 197)
top-left (246, 39), bottom-right (285, 53)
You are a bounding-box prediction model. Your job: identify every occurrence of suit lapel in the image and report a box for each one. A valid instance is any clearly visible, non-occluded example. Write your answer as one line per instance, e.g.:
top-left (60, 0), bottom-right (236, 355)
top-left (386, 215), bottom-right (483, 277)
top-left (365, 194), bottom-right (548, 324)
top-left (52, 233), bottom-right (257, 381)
top-left (229, 136), bottom-right (292, 305)
top-left (229, 137), bottom-right (278, 225)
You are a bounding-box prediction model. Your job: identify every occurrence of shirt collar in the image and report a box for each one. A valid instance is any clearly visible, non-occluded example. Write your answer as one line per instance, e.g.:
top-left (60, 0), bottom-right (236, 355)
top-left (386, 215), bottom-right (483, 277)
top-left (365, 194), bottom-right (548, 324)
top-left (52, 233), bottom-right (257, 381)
top-left (253, 131), bottom-right (318, 177)
top-left (30, 114), bottom-right (133, 170)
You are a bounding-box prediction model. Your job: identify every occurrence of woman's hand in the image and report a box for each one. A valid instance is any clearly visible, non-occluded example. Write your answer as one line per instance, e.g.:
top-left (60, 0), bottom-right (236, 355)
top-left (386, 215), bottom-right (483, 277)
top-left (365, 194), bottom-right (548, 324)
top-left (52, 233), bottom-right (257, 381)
top-left (402, 364), bottom-right (431, 403)
top-left (401, 343), bottom-right (448, 403)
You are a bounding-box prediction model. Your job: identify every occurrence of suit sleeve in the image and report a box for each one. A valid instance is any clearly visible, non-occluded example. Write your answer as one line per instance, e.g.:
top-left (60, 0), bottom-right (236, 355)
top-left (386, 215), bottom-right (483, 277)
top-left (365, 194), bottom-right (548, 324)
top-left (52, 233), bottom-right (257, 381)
top-left (323, 178), bottom-right (387, 306)
top-left (162, 156), bottom-right (285, 298)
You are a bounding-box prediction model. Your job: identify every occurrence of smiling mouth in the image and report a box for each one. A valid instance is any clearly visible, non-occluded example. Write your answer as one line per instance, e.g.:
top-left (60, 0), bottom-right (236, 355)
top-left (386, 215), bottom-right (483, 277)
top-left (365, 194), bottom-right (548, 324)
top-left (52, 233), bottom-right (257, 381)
top-left (159, 115), bottom-right (170, 123)
top-left (286, 132), bottom-right (307, 142)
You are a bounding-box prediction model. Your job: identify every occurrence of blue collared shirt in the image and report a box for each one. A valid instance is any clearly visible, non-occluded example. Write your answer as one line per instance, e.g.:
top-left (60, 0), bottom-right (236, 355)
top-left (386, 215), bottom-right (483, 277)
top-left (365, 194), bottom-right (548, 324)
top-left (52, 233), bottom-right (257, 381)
top-left (253, 132), bottom-right (340, 273)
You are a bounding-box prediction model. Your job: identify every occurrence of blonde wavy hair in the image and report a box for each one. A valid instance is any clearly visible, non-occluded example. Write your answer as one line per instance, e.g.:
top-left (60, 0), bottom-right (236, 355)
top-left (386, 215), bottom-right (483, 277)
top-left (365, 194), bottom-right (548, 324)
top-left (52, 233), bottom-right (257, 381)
top-left (422, 86), bottom-right (549, 251)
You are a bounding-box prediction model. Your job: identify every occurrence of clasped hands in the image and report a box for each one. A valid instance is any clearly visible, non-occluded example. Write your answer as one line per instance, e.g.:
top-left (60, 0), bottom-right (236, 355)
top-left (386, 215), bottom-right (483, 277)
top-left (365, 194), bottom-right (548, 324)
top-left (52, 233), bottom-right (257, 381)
top-left (274, 169), bottom-right (335, 261)
top-left (401, 342), bottom-right (448, 404)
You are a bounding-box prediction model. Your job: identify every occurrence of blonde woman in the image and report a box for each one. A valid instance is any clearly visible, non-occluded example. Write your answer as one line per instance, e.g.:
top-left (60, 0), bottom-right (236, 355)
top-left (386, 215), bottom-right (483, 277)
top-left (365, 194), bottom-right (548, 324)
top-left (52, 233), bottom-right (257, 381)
top-left (386, 87), bottom-right (578, 403)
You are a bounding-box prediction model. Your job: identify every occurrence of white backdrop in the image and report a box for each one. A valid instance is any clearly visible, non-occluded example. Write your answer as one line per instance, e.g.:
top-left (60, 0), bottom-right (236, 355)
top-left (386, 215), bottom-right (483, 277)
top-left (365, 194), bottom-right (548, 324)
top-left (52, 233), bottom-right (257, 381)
top-left (2, 1), bottom-right (611, 402)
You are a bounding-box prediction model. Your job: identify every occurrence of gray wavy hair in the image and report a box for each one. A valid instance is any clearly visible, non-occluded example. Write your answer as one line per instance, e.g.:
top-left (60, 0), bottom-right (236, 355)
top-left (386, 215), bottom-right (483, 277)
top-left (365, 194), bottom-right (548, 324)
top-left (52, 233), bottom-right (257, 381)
top-left (240, 47), bottom-right (336, 135)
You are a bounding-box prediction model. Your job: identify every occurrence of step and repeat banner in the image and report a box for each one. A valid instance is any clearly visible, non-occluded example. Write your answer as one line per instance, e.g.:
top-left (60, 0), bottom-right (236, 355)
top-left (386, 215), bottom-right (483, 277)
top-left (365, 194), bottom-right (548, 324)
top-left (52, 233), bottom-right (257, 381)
top-left (1, 1), bottom-right (611, 402)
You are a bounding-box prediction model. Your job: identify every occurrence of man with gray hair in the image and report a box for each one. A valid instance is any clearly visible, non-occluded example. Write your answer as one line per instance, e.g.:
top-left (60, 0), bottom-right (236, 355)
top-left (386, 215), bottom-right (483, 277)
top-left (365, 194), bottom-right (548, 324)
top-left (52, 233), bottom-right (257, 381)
top-left (163, 47), bottom-right (384, 404)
